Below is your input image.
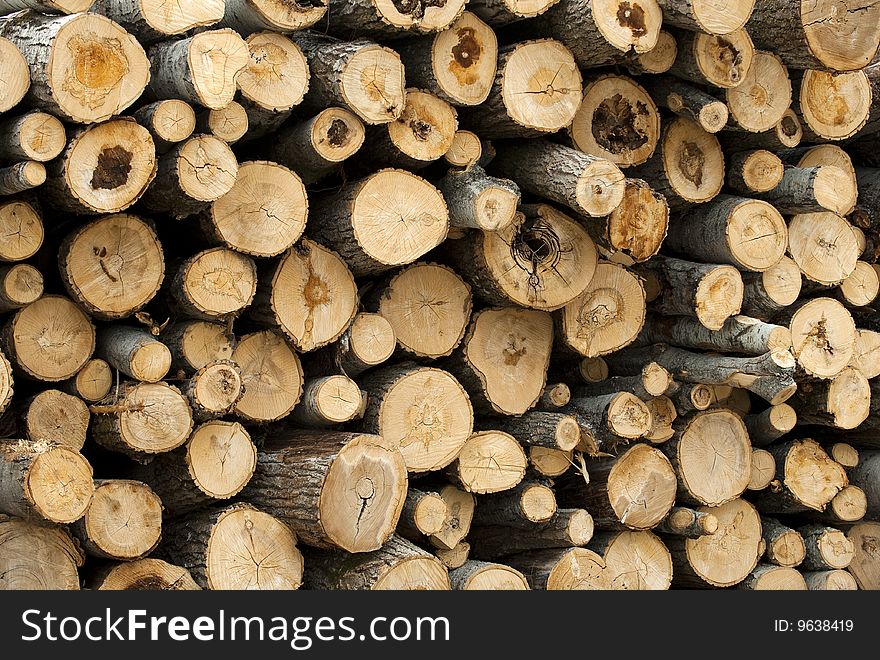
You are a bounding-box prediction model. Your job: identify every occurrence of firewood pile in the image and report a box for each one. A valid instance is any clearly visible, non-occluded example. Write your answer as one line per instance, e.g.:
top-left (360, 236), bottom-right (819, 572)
top-left (1, 0), bottom-right (880, 591)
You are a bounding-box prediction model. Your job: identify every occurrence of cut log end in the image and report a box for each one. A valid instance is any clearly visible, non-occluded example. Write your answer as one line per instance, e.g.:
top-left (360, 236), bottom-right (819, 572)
top-left (239, 32), bottom-right (309, 113)
top-left (605, 443), bottom-right (677, 529)
top-left (788, 298), bottom-right (857, 379)
top-left (454, 430), bottom-right (527, 494)
top-left (429, 12), bottom-right (498, 106)
top-left (694, 265), bottom-right (743, 331)
top-left (444, 130), bottom-right (482, 167)
top-left (800, 0), bottom-right (880, 71)
top-left (799, 69), bottom-right (871, 141)
top-left (0, 36), bottom-right (29, 114)
top-left (726, 51), bottom-right (791, 133)
top-left (340, 45), bottom-right (406, 124)
top-left (233, 330), bottom-right (303, 423)
top-left (77, 480), bottom-right (161, 560)
top-left (681, 499), bottom-right (762, 587)
top-left (90, 559), bottom-right (200, 591)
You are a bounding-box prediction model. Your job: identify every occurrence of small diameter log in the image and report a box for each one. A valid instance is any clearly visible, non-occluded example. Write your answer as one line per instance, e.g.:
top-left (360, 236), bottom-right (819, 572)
top-left (140, 135), bottom-right (238, 219)
top-left (238, 31), bottom-right (309, 116)
top-left (293, 34), bottom-right (405, 125)
top-left (398, 489), bottom-right (448, 538)
top-left (849, 451), bottom-right (880, 519)
top-left (656, 0), bottom-right (754, 34)
top-left (669, 498), bottom-right (762, 588)
top-left (484, 412), bottom-right (580, 452)
top-left (725, 51), bottom-right (792, 133)
top-left (162, 321), bottom-right (235, 373)
top-left (307, 313), bottom-right (395, 378)
top-left (59, 214), bottom-right (164, 320)
top-left (720, 109), bottom-right (803, 152)
top-left (241, 431), bottom-right (407, 553)
top-left (2, 296), bottom-right (94, 382)
top-left (529, 447), bottom-right (573, 478)
top-left (305, 535), bottom-right (450, 590)
top-left (0, 35), bottom-right (27, 113)
top-left (803, 486), bottom-right (867, 525)
top-left (467, 0), bottom-right (559, 25)
top-left (590, 530), bottom-right (673, 590)
top-left (266, 108), bottom-right (365, 185)
top-left (0, 440), bottom-right (93, 524)
top-left (557, 443), bottom-right (676, 530)
top-left (195, 102), bottom-right (249, 144)
top-left (727, 150), bottom-right (784, 194)
top-left (0, 11), bottom-right (149, 123)
top-left (783, 298), bottom-right (857, 378)
top-left (762, 518), bottom-right (806, 568)
top-left (160, 504), bottom-right (303, 590)
top-left (397, 12), bottom-right (497, 107)
top-left (289, 375), bottom-right (362, 428)
top-left (741, 256), bottom-right (802, 319)
top-left (469, 509), bottom-right (594, 557)
top-left (641, 76), bottom-right (728, 133)
top-left (444, 129), bottom-right (482, 167)
top-left (0, 111), bottom-right (65, 163)
top-left (663, 409), bottom-right (752, 507)
top-left (435, 542), bottom-right (470, 569)
top-left (44, 119), bottom-right (156, 215)
top-left (472, 480), bottom-right (557, 528)
top-left (360, 365), bottom-right (473, 473)
top-left (62, 359), bottom-right (112, 403)
top-left (96, 326), bottom-right (171, 383)
top-left (569, 74), bottom-right (660, 167)
top-left (232, 330), bottom-right (303, 424)
top-left (133, 100), bottom-right (196, 152)
top-left (655, 506), bottom-right (718, 538)
top-left (549, 355), bottom-right (609, 385)
top-left (19, 389), bottom-right (89, 449)
top-left (666, 381), bottom-right (713, 415)
top-left (0, 161), bottom-right (44, 195)
top-left (836, 262), bottom-right (880, 307)
top-left (669, 28), bottom-right (754, 88)
top-left (444, 307), bottom-right (553, 416)
top-left (449, 560), bottom-right (529, 590)
top-left (130, 420), bottom-right (256, 516)
top-left (179, 360), bottom-right (243, 422)
top-left (450, 431), bottom-right (527, 494)
top-left (148, 30), bottom-right (248, 110)
top-left (429, 485), bottom-right (475, 550)
top-left (566, 392), bottom-right (652, 451)
top-left (641, 315), bottom-right (792, 356)
top-left (795, 69), bottom-right (871, 141)
top-left (625, 29), bottom-right (677, 74)
top-left (540, 383), bottom-right (571, 409)
top-left (828, 443), bottom-right (859, 469)
top-left (800, 524), bottom-right (855, 571)
top-left (803, 570), bottom-right (858, 590)
top-left (170, 248), bottom-right (257, 321)
top-left (636, 256), bottom-right (743, 331)
top-left (88, 558), bottom-right (200, 590)
top-left (740, 564), bottom-right (807, 590)
top-left (445, 204), bottom-right (597, 311)
top-left (746, 0), bottom-right (880, 71)
top-left (91, 381), bottom-right (193, 459)
top-left (752, 439), bottom-right (848, 513)
top-left (643, 396), bottom-right (677, 443)
top-left (504, 547), bottom-right (607, 590)
top-left (530, 0), bottom-right (662, 68)
top-left (847, 522), bottom-right (880, 590)
top-left (0, 516), bottom-right (83, 590)
top-left (745, 404), bottom-right (797, 446)
top-left (461, 40), bottom-right (582, 138)
top-left (221, 0), bottom-right (326, 35)
top-left (755, 166), bottom-right (856, 216)
top-left (589, 178), bottom-right (668, 264)
top-left (0, 263), bottom-right (41, 313)
top-left (438, 165), bottom-right (520, 232)
top-left (492, 140), bottom-right (625, 218)
top-left (91, 0), bottom-right (225, 43)
top-left (629, 117), bottom-right (724, 210)
top-left (71, 480), bottom-right (161, 560)
top-left (308, 169), bottom-right (448, 277)
top-left (793, 367), bottom-right (870, 430)
top-left (327, 0), bottom-right (465, 38)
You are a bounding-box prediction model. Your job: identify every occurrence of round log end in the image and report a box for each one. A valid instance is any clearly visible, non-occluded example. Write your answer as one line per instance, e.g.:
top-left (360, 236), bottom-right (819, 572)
top-left (27, 444), bottom-right (94, 524)
top-left (84, 480), bottom-right (162, 560)
top-left (694, 265), bottom-right (743, 331)
top-left (608, 443), bottom-right (677, 529)
top-left (187, 421), bottom-right (256, 500)
top-left (685, 498), bottom-right (762, 587)
top-left (522, 483), bottom-right (557, 523)
top-left (788, 297), bottom-right (856, 379)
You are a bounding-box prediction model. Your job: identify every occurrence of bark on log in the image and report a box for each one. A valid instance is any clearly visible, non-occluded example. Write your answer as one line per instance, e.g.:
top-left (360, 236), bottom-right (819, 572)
top-left (727, 149), bottom-right (784, 194)
top-left (306, 313), bottom-right (396, 378)
top-left (471, 480), bottom-right (557, 528)
top-left (720, 108), bottom-right (803, 153)
top-left (565, 391), bottom-right (652, 452)
top-left (741, 256), bottom-right (802, 319)
top-left (289, 375), bottom-right (363, 428)
top-left (437, 164), bottom-right (520, 232)
top-left (481, 412), bottom-right (581, 451)
top-left (754, 165), bottom-right (857, 215)
top-left (132, 100), bottom-right (195, 153)
top-left (792, 367), bottom-right (870, 430)
top-left (625, 29), bottom-right (678, 75)
top-left (397, 489), bottom-right (447, 538)
top-left (798, 524), bottom-right (855, 571)
top-left (848, 451), bottom-right (880, 520)
top-left (96, 326), bottom-right (171, 383)
top-left (539, 383), bottom-right (571, 409)
top-left (469, 508), bottom-right (594, 557)
top-left (0, 161), bottom-right (44, 195)
top-left (655, 506), bottom-right (718, 538)
top-left (668, 28), bottom-right (754, 88)
top-left (503, 547), bottom-right (607, 589)
top-left (745, 403), bottom-right (797, 446)
top-left (0, 111), bottom-right (65, 163)
top-left (449, 560), bottom-right (529, 589)
top-left (0, 515), bottom-right (83, 590)
top-left (91, 0), bottom-right (225, 43)
top-left (639, 315), bottom-right (791, 356)
top-left (0, 263), bottom-right (41, 313)
top-left (656, 0), bottom-right (754, 34)
top-left (641, 75), bottom-right (728, 133)
top-left (762, 517), bottom-right (806, 567)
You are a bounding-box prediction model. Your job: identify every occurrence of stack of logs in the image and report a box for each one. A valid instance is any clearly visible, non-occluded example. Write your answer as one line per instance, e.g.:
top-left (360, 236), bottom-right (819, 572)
top-left (1, 0), bottom-right (880, 591)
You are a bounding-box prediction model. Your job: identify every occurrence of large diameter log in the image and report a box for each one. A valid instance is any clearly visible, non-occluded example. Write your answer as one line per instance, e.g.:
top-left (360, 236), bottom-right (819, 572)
top-left (725, 51), bottom-right (792, 132)
top-left (308, 169), bottom-right (448, 276)
top-left (14, 389), bottom-right (89, 449)
top-left (241, 431), bottom-right (407, 553)
top-left (669, 498), bottom-right (762, 588)
top-left (461, 40), bottom-right (582, 138)
top-left (450, 431), bottom-right (526, 494)
top-left (469, 509), bottom-right (594, 556)
top-left (641, 315), bottom-right (791, 356)
top-left (130, 420), bottom-right (256, 516)
top-left (289, 375), bottom-right (362, 428)
top-left (0, 36), bottom-right (28, 113)
top-left (762, 518), bottom-right (806, 568)
top-left (589, 530), bottom-right (673, 590)
top-left (96, 326), bottom-right (170, 383)
top-left (663, 409), bottom-right (752, 507)
top-left (746, 0), bottom-right (880, 71)
top-left (799, 524), bottom-right (855, 571)
top-left (803, 570), bottom-right (858, 590)
top-left (444, 307), bottom-right (553, 416)
top-left (849, 451), bottom-right (880, 519)
top-left (492, 141), bottom-right (625, 218)
top-left (783, 297), bottom-right (856, 378)
top-left (666, 196), bottom-right (787, 272)
top-left (755, 166), bottom-right (857, 215)
top-left (847, 522), bottom-right (880, 590)
top-left (237, 31), bottom-right (309, 116)
top-left (590, 178), bottom-right (668, 263)
top-left (656, 0), bottom-right (754, 34)
top-left (740, 564), bottom-right (807, 590)
top-left (642, 76), bottom-right (728, 134)
top-left (360, 365), bottom-right (473, 473)
top-left (248, 240), bottom-right (357, 352)
top-left (70, 479), bottom-right (161, 560)
top-left (557, 443), bottom-right (676, 530)
top-left (91, 0), bottom-right (225, 43)
top-left (232, 330), bottom-right (303, 423)
top-left (160, 504), bottom-right (303, 590)
top-left (44, 119), bottom-right (156, 215)
top-left (397, 12), bottom-right (497, 106)
top-left (745, 403), bottom-right (797, 446)
top-left (0, 160), bottom-right (45, 195)
top-left (438, 164), bottom-right (520, 232)
top-left (0, 516), bottom-right (83, 590)
top-left (741, 255), bottom-right (802, 319)
top-left (450, 560), bottom-right (529, 590)
top-left (669, 28), bottom-right (754, 89)
top-left (307, 313), bottom-right (395, 377)
top-left (504, 547), bottom-right (607, 589)
top-left (0, 11), bottom-right (149, 123)
top-left (752, 439), bottom-right (848, 513)
top-left (655, 506), bottom-right (718, 538)
top-left (727, 150), bottom-right (784, 194)
top-left (0, 263), bottom-right (41, 313)
top-left (88, 558), bottom-right (200, 590)
top-left (445, 204), bottom-right (597, 311)
top-left (795, 69), bottom-right (871, 141)
top-left (162, 321), bottom-right (235, 373)
top-left (169, 248), bottom-right (257, 321)
top-left (429, 485), bottom-right (475, 550)
top-left (1, 295), bottom-right (94, 382)
top-left (0, 111), bottom-right (65, 162)
top-left (91, 381), bottom-right (193, 458)
top-left (471, 480), bottom-right (557, 528)
top-left (793, 366), bottom-right (870, 430)
top-left (305, 535), bottom-right (450, 590)
top-left (0, 440), bottom-right (93, 524)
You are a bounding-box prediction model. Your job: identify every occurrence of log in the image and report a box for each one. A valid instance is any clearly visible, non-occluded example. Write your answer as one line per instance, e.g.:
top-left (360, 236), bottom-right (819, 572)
top-left (745, 403), bottom-right (797, 446)
top-left (569, 74), bottom-right (661, 167)
top-left (0, 263), bottom-right (41, 313)
top-left (792, 367), bottom-right (870, 430)
top-left (160, 503), bottom-right (303, 590)
top-left (0, 515), bottom-right (83, 590)
top-left (827, 442), bottom-right (860, 469)
top-left (195, 101), bottom-right (249, 144)
top-left (308, 169), bottom-right (448, 277)
top-left (241, 431), bottom-right (407, 552)
top-left (665, 381), bottom-right (713, 415)
top-left (435, 541), bottom-right (470, 569)
top-left (741, 256), bottom-right (802, 319)
top-left (0, 440), bottom-right (93, 524)
top-left (237, 31), bottom-right (309, 118)
top-left (755, 165), bottom-right (857, 215)
top-left (443, 307), bottom-right (552, 416)
top-left (641, 75), bottom-right (728, 133)
top-left (132, 100), bottom-right (196, 152)
top-left (232, 330), bottom-right (303, 424)
top-left (61, 359), bottom-right (112, 403)
top-left (762, 517), bottom-right (806, 567)
top-left (590, 530), bottom-right (673, 590)
top-left (0, 161), bottom-right (44, 195)
top-left (752, 439), bottom-right (848, 513)
top-left (70, 479), bottom-right (161, 560)
top-left (429, 485), bottom-right (475, 550)
top-left (450, 431), bottom-right (527, 494)
top-left (289, 375), bottom-right (362, 428)
top-left (130, 420), bottom-right (256, 516)
top-left (504, 547), bottom-right (607, 590)
top-left (221, 0), bottom-right (327, 35)
top-left (44, 119), bottom-right (156, 215)
top-left (640, 315), bottom-right (791, 356)
top-left (589, 177), bottom-right (668, 264)
top-left (0, 111), bottom-right (65, 163)
top-left (397, 489), bottom-right (447, 538)
top-left (803, 485), bottom-right (867, 525)
top-left (720, 108), bottom-right (803, 153)
top-left (739, 564), bottom-right (807, 590)
top-left (360, 364), bottom-right (473, 472)
top-left (834, 261), bottom-right (879, 307)
top-left (669, 28), bottom-right (754, 88)
top-left (726, 149), bottom-right (784, 194)
top-left (304, 535), bottom-right (450, 590)
top-left (800, 525), bottom-right (855, 571)
top-left (443, 129), bottom-right (482, 167)
top-left (179, 360), bottom-right (243, 422)
top-left (467, 0), bottom-right (559, 24)
top-left (0, 35), bottom-right (28, 113)
top-left (91, 0), bottom-right (225, 43)
top-left (492, 141), bottom-right (625, 218)
top-left (655, 506), bottom-right (718, 538)
top-left (0, 11), bottom-right (149, 123)
top-left (396, 12), bottom-right (497, 106)
top-left (437, 164), bottom-right (520, 232)
top-left (96, 326), bottom-right (171, 383)
top-left (469, 508), bottom-right (594, 556)
top-left (16, 389), bottom-right (89, 449)
top-left (643, 395), bottom-right (677, 443)
top-left (169, 247), bottom-right (257, 321)
top-left (803, 570), bottom-right (858, 590)
top-left (724, 51), bottom-right (792, 133)
top-left (91, 381), bottom-right (192, 460)
top-left (449, 560), bottom-right (529, 589)
top-left (539, 383), bottom-right (571, 409)
top-left (483, 412), bottom-right (581, 452)
top-left (668, 498), bottom-right (762, 588)
top-left (656, 0), bottom-right (754, 34)
top-left (528, 447), bottom-right (573, 478)
top-left (444, 204), bottom-right (597, 311)
top-left (625, 29), bottom-right (678, 75)
top-left (327, 0), bottom-right (465, 38)
top-left (162, 321), bottom-right (235, 373)
top-left (471, 480), bottom-right (557, 527)
top-left (795, 69), bottom-right (871, 141)
top-left (548, 355), bottom-right (609, 385)
top-left (566, 392), bottom-right (652, 451)
top-left (848, 450), bottom-right (880, 519)
top-left (306, 313), bottom-right (396, 378)
top-left (557, 443), bottom-right (676, 530)
top-left (87, 558), bottom-right (200, 590)
top-left (782, 297), bottom-right (857, 378)
top-left (846, 522), bottom-right (880, 590)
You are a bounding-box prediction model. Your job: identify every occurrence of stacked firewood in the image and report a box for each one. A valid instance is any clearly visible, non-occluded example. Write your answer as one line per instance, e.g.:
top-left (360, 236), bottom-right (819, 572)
top-left (0, 0), bottom-right (879, 591)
